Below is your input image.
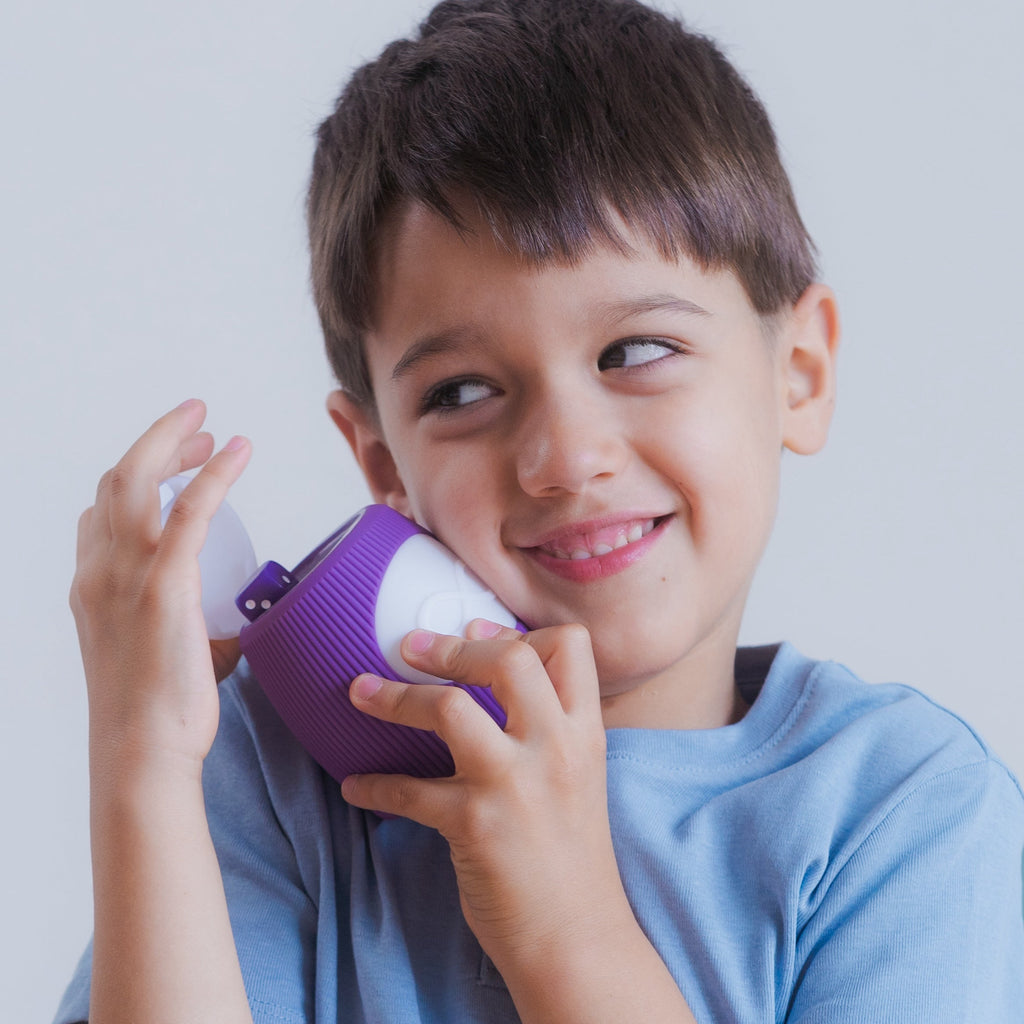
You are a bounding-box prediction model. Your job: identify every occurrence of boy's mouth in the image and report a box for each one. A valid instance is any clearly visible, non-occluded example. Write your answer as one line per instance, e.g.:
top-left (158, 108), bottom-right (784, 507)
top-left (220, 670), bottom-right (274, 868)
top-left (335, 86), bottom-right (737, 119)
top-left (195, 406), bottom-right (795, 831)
top-left (534, 516), bottom-right (665, 560)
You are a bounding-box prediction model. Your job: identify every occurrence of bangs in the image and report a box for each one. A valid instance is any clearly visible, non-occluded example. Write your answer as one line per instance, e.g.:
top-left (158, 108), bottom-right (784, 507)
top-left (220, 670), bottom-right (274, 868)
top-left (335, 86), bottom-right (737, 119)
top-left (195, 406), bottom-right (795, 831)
top-left (308, 0), bottom-right (817, 405)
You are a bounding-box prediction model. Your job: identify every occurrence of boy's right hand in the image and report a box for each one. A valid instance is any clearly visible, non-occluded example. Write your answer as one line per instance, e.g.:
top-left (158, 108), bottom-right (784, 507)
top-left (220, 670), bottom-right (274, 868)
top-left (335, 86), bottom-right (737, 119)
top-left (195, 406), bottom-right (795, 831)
top-left (70, 399), bottom-right (251, 776)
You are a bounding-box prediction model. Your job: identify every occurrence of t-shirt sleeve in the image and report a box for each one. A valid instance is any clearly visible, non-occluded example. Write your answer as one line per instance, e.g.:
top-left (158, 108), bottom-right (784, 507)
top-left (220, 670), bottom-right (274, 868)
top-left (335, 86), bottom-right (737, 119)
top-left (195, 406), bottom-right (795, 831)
top-left (51, 670), bottom-right (327, 1024)
top-left (51, 941), bottom-right (91, 1024)
top-left (201, 673), bottom-right (326, 1023)
top-left (788, 757), bottom-right (1024, 1022)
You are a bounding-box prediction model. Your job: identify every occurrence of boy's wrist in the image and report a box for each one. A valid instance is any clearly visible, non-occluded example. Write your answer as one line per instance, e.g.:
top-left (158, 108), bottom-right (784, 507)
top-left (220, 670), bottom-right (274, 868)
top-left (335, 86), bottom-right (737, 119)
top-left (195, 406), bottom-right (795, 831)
top-left (493, 893), bottom-right (695, 1024)
top-left (477, 850), bottom-right (628, 970)
top-left (85, 669), bottom-right (220, 780)
top-left (89, 750), bottom-right (210, 880)
top-left (89, 725), bottom-right (208, 797)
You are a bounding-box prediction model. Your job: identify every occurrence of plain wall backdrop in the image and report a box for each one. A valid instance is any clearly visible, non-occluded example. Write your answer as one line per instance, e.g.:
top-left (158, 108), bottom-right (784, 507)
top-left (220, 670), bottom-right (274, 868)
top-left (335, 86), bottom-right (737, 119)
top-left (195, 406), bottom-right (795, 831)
top-left (2, 1), bottom-right (1021, 1018)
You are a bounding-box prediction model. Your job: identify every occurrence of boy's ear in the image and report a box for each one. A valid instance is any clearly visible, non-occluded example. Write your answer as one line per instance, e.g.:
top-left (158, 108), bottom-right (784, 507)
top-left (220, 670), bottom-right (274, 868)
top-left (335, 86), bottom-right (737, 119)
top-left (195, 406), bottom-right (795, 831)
top-left (326, 390), bottom-right (411, 514)
top-left (779, 283), bottom-right (840, 455)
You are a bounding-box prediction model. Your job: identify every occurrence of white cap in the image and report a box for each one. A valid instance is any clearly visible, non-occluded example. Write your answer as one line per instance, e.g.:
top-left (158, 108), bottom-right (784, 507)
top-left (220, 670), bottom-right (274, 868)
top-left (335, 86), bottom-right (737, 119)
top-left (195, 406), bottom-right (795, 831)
top-left (375, 533), bottom-right (518, 684)
top-left (158, 475), bottom-right (257, 640)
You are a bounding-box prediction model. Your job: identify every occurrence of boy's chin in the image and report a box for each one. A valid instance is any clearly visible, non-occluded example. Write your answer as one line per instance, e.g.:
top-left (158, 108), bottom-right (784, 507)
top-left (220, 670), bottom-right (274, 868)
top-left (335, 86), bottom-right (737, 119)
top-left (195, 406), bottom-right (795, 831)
top-left (591, 615), bottom-right (739, 692)
top-left (590, 639), bottom-right (685, 699)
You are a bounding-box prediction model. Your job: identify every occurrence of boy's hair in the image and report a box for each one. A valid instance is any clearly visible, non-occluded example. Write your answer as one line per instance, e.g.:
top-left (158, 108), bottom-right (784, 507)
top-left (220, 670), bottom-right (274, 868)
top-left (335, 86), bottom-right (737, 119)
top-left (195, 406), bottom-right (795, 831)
top-left (308, 0), bottom-right (817, 406)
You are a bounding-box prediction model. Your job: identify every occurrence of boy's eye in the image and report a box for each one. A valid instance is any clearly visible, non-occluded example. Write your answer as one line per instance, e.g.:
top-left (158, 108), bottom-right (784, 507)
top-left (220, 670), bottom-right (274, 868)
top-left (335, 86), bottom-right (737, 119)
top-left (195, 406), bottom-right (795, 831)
top-left (598, 337), bottom-right (682, 370)
top-left (421, 378), bottom-right (497, 413)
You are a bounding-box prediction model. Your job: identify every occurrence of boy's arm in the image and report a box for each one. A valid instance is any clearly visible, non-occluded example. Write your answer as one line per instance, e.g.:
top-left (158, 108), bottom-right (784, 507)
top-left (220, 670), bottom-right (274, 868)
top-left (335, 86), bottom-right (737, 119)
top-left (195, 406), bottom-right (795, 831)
top-left (71, 400), bottom-right (253, 1024)
top-left (342, 621), bottom-right (700, 1024)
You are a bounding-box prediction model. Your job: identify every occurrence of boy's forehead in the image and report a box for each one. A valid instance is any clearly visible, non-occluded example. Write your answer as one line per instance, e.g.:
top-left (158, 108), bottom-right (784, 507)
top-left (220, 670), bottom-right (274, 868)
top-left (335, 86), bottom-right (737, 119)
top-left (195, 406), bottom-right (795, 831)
top-left (370, 199), bottom-right (757, 331)
top-left (358, 213), bottom-right (783, 410)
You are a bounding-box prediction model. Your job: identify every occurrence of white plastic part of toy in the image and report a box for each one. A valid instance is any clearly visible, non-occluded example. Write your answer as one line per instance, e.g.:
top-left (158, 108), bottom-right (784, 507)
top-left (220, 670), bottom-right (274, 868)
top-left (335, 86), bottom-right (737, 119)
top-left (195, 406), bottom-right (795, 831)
top-left (376, 533), bottom-right (518, 685)
top-left (158, 474), bottom-right (257, 640)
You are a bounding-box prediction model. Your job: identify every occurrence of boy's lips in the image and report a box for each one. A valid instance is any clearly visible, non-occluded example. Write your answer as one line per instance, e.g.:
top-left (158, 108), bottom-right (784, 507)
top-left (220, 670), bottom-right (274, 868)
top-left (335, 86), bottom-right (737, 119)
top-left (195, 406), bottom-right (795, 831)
top-left (520, 513), bottom-right (672, 580)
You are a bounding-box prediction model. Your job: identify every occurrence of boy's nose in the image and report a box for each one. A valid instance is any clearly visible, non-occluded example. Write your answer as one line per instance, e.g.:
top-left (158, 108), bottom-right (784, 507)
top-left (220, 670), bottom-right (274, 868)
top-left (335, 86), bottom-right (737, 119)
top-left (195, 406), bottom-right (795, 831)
top-left (514, 393), bottom-right (628, 497)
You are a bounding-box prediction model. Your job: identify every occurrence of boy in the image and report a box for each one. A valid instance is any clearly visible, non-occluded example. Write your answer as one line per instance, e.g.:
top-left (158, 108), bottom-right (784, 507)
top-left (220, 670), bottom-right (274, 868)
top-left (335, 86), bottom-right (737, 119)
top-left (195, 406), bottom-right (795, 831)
top-left (57, 1), bottom-right (1024, 1021)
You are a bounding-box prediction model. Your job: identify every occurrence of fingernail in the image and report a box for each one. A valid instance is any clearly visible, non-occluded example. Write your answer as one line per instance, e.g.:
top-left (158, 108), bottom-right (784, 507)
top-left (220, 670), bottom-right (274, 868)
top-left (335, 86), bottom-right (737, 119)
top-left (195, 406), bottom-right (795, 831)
top-left (176, 398), bottom-right (201, 411)
top-left (350, 674), bottom-right (383, 700)
top-left (222, 435), bottom-right (247, 452)
top-left (471, 619), bottom-right (503, 638)
top-left (406, 629), bottom-right (435, 655)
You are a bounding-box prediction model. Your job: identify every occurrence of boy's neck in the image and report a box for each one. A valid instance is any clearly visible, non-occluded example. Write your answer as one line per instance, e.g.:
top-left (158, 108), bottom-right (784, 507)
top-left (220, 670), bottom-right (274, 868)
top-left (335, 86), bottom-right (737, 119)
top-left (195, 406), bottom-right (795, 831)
top-left (599, 631), bottom-right (749, 731)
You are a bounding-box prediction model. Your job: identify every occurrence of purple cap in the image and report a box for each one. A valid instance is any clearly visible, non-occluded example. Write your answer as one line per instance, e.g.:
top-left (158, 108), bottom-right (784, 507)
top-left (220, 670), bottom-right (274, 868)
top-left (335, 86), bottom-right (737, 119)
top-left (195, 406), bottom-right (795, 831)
top-left (237, 506), bottom-right (516, 782)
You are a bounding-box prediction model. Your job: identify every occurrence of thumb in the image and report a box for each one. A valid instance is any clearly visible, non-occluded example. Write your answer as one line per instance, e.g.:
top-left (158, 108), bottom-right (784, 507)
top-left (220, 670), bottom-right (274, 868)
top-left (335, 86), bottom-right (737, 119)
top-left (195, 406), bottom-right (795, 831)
top-left (210, 636), bottom-right (242, 683)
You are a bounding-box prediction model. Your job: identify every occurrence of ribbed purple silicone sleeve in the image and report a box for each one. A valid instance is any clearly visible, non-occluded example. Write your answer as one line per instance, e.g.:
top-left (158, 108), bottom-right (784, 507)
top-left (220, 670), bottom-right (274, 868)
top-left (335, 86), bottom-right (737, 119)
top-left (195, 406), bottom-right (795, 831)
top-left (238, 506), bottom-right (508, 781)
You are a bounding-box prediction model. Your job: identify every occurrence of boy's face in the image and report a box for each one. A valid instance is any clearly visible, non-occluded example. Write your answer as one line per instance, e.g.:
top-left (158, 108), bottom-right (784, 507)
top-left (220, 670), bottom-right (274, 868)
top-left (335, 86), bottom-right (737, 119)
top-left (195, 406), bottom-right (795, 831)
top-left (330, 203), bottom-right (837, 728)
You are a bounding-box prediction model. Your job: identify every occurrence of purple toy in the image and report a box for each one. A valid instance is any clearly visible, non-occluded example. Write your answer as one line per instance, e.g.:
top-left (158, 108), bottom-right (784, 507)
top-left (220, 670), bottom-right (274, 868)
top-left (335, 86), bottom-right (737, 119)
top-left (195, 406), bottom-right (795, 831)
top-left (235, 505), bottom-right (524, 781)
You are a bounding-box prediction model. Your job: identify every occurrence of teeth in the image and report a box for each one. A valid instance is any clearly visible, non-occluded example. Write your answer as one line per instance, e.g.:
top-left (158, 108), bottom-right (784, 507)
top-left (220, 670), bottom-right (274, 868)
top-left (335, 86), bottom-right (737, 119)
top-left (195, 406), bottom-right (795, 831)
top-left (543, 518), bottom-right (658, 560)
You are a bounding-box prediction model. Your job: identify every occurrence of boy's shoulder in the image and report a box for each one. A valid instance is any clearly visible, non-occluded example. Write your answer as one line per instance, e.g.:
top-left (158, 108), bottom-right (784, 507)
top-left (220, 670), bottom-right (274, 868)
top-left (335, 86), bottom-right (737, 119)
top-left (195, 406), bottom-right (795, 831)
top-left (600, 645), bottom-right (1024, 1021)
top-left (783, 644), bottom-right (1018, 788)
top-left (607, 642), bottom-right (1022, 829)
top-left (740, 644), bottom-right (1024, 858)
top-left (607, 645), bottom-right (1024, 973)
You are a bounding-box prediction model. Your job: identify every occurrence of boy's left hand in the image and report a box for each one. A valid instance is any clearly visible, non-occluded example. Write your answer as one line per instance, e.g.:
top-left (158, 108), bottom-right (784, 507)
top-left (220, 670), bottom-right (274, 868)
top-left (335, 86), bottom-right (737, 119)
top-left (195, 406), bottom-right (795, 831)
top-left (341, 620), bottom-right (626, 972)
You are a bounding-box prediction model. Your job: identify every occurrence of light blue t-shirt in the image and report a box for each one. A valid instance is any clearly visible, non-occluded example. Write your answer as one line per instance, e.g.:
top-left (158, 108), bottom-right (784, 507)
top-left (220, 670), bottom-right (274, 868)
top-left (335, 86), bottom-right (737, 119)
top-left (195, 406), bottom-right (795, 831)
top-left (54, 644), bottom-right (1024, 1022)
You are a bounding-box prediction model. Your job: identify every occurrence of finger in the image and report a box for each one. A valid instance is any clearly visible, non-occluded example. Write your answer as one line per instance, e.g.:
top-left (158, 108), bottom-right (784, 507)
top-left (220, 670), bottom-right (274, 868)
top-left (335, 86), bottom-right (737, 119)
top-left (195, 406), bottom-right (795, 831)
top-left (75, 505), bottom-right (96, 559)
top-left (210, 636), bottom-right (241, 684)
top-left (464, 617), bottom-right (525, 642)
top-left (155, 435), bottom-right (251, 566)
top-left (348, 672), bottom-right (503, 772)
top-left (429, 622), bottom-right (602, 723)
top-left (70, 507), bottom-right (96, 618)
top-left (94, 434), bottom-right (217, 550)
top-left (99, 399), bottom-right (211, 543)
top-left (400, 629), bottom-right (565, 737)
top-left (73, 503), bottom-right (112, 585)
top-left (341, 769), bottom-right (454, 827)
top-left (515, 623), bottom-right (602, 724)
top-left (174, 430), bottom-right (218, 476)
top-left (101, 429), bottom-right (217, 547)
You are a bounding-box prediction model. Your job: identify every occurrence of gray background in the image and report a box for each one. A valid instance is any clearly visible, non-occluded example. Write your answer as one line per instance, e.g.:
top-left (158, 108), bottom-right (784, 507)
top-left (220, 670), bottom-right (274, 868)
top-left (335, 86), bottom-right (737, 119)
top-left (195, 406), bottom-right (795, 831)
top-left (3, 1), bottom-right (1021, 1019)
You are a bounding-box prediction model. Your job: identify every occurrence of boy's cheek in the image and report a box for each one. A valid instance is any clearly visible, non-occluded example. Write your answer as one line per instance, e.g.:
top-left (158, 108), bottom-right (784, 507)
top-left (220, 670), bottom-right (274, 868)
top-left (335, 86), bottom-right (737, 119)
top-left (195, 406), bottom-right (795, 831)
top-left (399, 469), bottom-right (494, 548)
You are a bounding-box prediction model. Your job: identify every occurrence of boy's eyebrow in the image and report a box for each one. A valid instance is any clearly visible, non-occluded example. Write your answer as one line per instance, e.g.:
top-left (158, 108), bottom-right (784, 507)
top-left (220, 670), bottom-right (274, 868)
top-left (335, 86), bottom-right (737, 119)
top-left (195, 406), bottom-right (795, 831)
top-left (389, 294), bottom-right (711, 381)
top-left (390, 326), bottom-right (478, 382)
top-left (596, 293), bottom-right (713, 325)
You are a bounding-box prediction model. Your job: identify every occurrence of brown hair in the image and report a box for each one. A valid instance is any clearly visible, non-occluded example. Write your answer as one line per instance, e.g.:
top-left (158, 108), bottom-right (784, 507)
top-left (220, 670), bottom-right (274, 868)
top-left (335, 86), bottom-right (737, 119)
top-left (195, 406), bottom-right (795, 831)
top-left (308, 0), bottom-right (817, 406)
